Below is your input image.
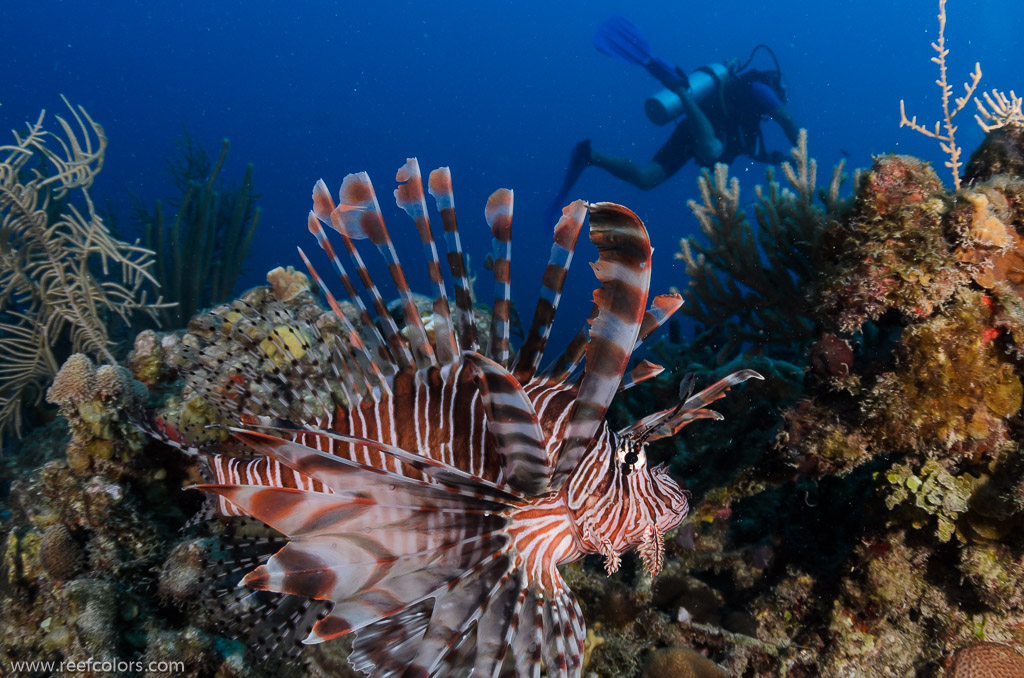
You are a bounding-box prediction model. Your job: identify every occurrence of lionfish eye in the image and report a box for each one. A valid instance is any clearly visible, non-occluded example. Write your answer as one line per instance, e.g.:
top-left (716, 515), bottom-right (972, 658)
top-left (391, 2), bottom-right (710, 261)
top-left (624, 450), bottom-right (639, 466)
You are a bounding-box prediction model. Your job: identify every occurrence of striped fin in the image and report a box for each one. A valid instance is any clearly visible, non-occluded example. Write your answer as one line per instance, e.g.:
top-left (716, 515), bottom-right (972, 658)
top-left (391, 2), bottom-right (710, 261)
top-left (428, 167), bottom-right (479, 353)
top-left (206, 453), bottom-right (333, 518)
top-left (462, 352), bottom-right (552, 497)
top-left (511, 588), bottom-right (544, 678)
top-left (620, 360), bottom-right (664, 391)
top-left (395, 158), bottom-right (459, 365)
top-left (297, 244), bottom-right (387, 397)
top-left (620, 369), bottom-right (764, 441)
top-left (485, 188), bottom-right (513, 367)
top-left (348, 601), bottom-right (433, 674)
top-left (406, 550), bottom-right (515, 675)
top-left (538, 324), bottom-right (590, 384)
top-left (199, 525), bottom-right (334, 662)
top-left (337, 172), bottom-right (436, 370)
top-left (634, 293), bottom-right (683, 351)
top-left (310, 182), bottom-right (410, 372)
top-left (470, 567), bottom-right (525, 677)
top-left (225, 427), bottom-right (523, 505)
top-left (551, 203), bottom-right (652, 489)
top-left (542, 583), bottom-right (585, 678)
top-left (512, 200), bottom-right (587, 385)
top-left (316, 177), bottom-right (415, 371)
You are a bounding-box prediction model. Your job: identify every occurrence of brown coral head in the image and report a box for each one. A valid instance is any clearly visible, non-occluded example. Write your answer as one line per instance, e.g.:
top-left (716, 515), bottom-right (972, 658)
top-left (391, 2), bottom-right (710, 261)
top-left (643, 647), bottom-right (729, 678)
top-left (809, 333), bottom-right (854, 379)
top-left (46, 354), bottom-right (97, 406)
top-left (861, 155), bottom-right (943, 219)
top-left (947, 642), bottom-right (1024, 677)
top-left (39, 523), bottom-right (84, 581)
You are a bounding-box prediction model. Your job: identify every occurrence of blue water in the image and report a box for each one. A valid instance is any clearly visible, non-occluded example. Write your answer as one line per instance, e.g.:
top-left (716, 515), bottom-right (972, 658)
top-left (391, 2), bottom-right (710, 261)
top-left (2, 0), bottom-right (1021, 346)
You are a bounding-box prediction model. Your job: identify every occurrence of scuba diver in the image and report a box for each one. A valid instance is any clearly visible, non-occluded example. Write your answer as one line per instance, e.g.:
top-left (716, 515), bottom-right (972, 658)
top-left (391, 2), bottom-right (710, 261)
top-left (551, 15), bottom-right (800, 210)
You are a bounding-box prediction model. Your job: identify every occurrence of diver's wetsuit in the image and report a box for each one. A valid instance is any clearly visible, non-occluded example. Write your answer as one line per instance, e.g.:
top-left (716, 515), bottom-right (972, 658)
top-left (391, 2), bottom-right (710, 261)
top-left (652, 80), bottom-right (784, 176)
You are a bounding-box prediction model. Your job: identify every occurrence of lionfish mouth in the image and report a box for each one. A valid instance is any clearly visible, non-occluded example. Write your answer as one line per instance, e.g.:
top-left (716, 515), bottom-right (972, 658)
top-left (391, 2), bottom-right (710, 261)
top-left (153, 157), bottom-right (760, 678)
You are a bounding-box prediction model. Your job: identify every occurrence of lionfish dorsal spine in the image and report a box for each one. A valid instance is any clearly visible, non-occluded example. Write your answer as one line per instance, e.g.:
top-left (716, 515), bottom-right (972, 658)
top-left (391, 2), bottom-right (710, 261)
top-left (620, 359), bottom-right (665, 391)
top-left (394, 158), bottom-right (459, 366)
top-left (511, 199), bottom-right (587, 385)
top-left (634, 293), bottom-right (684, 352)
top-left (427, 167), bottom-right (480, 354)
top-left (484, 188), bottom-right (514, 368)
top-left (462, 352), bottom-right (552, 497)
top-left (309, 182), bottom-right (402, 374)
top-left (338, 172), bottom-right (437, 371)
top-left (536, 323), bottom-right (589, 384)
top-left (550, 202), bottom-right (652, 489)
top-left (297, 244), bottom-right (389, 398)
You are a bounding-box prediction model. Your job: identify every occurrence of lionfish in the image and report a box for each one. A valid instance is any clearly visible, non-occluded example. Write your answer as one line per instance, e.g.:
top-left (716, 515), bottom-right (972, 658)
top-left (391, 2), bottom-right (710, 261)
top-left (164, 158), bottom-right (760, 677)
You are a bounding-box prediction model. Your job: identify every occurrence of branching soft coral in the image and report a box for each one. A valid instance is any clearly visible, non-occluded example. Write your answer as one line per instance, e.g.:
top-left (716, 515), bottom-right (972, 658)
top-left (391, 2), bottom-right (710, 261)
top-left (0, 98), bottom-right (168, 441)
top-left (676, 130), bottom-right (848, 360)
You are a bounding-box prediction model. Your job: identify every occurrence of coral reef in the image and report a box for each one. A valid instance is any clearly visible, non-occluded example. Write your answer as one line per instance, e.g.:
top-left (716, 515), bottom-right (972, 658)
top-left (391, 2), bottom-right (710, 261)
top-left (0, 99), bottom-right (167, 443)
top-left (45, 354), bottom-right (148, 477)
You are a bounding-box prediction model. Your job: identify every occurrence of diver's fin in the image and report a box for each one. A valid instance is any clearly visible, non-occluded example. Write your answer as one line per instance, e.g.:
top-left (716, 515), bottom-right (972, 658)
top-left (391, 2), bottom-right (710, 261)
top-left (593, 14), bottom-right (686, 89)
top-left (593, 14), bottom-right (652, 66)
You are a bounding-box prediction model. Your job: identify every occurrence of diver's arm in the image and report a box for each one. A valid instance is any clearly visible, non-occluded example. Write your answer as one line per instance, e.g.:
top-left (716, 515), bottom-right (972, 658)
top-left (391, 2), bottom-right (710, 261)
top-left (673, 85), bottom-right (723, 166)
top-left (751, 105), bottom-right (801, 164)
top-left (769, 105), bottom-right (801, 147)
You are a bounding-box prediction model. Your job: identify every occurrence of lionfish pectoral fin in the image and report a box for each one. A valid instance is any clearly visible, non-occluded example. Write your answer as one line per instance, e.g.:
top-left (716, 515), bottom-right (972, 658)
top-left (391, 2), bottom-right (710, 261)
top-left (470, 567), bottom-right (526, 677)
top-left (511, 576), bottom-right (585, 678)
top-left (227, 426), bottom-right (523, 505)
top-left (462, 352), bottom-right (553, 496)
top-left (405, 549), bottom-right (516, 675)
top-left (347, 600), bottom-right (433, 673)
top-left (551, 202), bottom-right (652, 489)
top-left (198, 522), bottom-right (333, 661)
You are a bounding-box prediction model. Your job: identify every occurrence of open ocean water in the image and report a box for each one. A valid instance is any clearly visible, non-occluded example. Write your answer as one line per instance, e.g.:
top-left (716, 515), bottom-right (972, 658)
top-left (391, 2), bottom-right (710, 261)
top-left (3, 0), bottom-right (1020, 340)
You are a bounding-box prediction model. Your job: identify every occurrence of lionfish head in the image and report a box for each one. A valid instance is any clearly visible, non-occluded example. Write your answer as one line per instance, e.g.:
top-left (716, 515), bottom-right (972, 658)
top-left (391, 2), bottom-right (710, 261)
top-left (579, 369), bottom-right (764, 576)
top-left (614, 430), bottom-right (690, 530)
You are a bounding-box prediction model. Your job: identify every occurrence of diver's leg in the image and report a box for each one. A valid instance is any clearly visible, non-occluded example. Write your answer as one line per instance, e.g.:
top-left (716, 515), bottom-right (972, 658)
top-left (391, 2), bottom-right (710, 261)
top-left (589, 150), bottom-right (668, 191)
top-left (547, 140), bottom-right (594, 223)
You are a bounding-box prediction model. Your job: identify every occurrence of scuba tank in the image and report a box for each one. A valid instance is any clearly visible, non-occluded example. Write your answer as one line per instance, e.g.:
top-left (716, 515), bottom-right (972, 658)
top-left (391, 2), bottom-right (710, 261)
top-left (645, 61), bottom-right (730, 126)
